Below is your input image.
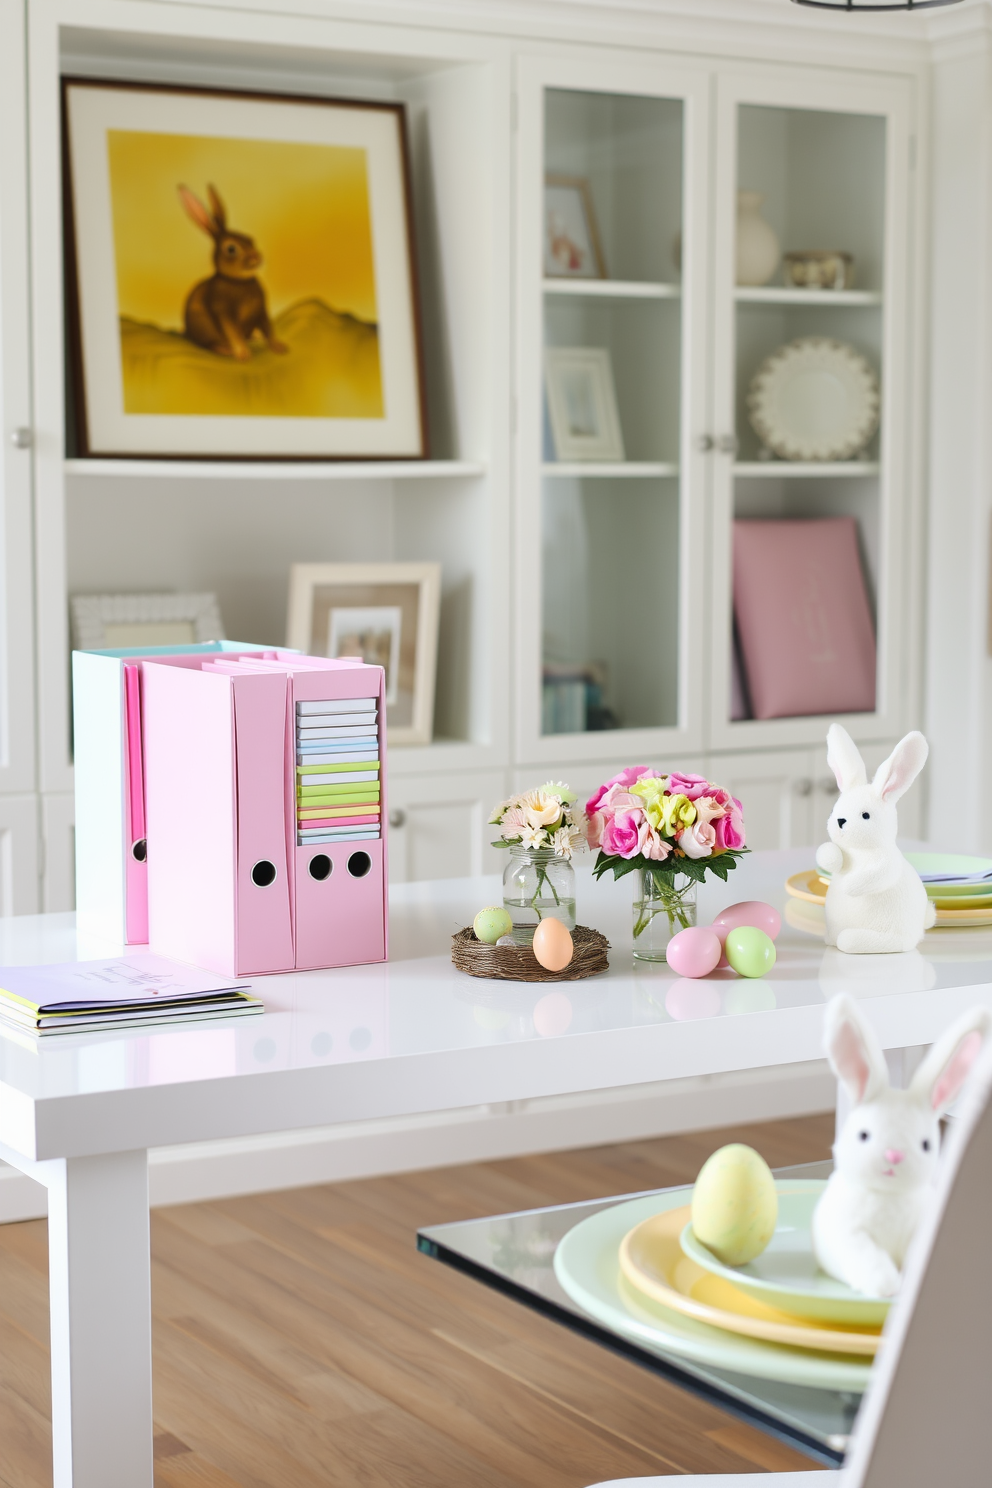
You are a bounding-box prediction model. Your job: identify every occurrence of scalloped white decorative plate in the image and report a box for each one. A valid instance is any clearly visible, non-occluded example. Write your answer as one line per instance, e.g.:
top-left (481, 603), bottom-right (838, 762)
top-left (747, 337), bottom-right (880, 462)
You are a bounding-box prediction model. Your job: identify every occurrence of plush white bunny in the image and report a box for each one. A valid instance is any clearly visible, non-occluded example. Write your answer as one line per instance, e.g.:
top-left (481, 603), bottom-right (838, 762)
top-left (812, 995), bottom-right (990, 1297)
top-left (815, 724), bottom-right (935, 953)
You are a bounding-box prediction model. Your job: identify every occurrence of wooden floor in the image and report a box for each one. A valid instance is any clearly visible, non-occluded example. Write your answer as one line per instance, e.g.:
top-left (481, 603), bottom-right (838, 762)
top-left (0, 1112), bottom-right (834, 1488)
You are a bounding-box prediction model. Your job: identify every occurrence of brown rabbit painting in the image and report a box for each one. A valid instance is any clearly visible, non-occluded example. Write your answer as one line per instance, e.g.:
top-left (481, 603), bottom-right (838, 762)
top-left (105, 131), bottom-right (385, 419)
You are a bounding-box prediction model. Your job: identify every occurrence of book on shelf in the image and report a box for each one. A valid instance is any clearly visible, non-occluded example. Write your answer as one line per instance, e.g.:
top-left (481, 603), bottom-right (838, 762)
top-left (0, 954), bottom-right (262, 1037)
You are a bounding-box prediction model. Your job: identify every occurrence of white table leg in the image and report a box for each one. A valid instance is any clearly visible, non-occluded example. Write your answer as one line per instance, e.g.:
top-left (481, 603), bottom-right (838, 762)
top-left (46, 1150), bottom-right (153, 1488)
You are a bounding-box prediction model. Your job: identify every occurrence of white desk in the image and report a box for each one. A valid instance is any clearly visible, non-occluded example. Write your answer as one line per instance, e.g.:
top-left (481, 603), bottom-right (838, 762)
top-left (2, 847), bottom-right (991, 1487)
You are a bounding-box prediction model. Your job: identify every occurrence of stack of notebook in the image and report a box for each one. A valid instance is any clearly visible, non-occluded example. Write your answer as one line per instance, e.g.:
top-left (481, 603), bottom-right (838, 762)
top-left (0, 955), bottom-right (262, 1038)
top-left (296, 696), bottom-right (381, 847)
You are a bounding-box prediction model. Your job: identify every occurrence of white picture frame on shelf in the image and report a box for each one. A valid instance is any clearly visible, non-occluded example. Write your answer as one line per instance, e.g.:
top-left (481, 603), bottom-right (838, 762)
top-left (543, 174), bottom-right (606, 280)
top-left (544, 347), bottom-right (625, 463)
top-left (70, 592), bottom-right (225, 650)
top-left (286, 562), bottom-right (441, 745)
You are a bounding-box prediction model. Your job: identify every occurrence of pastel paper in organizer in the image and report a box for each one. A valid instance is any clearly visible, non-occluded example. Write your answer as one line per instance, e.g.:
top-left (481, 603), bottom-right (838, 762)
top-left (732, 517), bottom-right (876, 721)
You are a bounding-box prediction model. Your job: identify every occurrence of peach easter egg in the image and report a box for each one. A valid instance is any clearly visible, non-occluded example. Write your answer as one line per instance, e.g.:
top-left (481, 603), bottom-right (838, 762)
top-left (712, 900), bottom-right (782, 943)
top-left (666, 926), bottom-right (722, 979)
top-left (532, 917), bottom-right (574, 972)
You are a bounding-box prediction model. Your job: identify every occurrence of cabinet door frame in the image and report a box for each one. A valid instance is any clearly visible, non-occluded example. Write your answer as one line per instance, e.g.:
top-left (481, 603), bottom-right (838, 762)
top-left (514, 52), bottom-right (712, 767)
top-left (707, 64), bottom-right (919, 755)
top-left (0, 0), bottom-right (37, 800)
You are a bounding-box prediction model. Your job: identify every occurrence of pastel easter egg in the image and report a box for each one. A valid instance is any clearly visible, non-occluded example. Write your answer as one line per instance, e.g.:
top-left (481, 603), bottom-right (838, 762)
top-left (533, 991), bottom-right (573, 1037)
top-left (532, 917), bottom-right (574, 972)
top-left (692, 1144), bottom-right (778, 1265)
top-left (712, 900), bottom-right (782, 942)
top-left (474, 906), bottom-right (513, 944)
top-left (724, 925), bottom-right (777, 979)
top-left (666, 926), bottom-right (722, 980)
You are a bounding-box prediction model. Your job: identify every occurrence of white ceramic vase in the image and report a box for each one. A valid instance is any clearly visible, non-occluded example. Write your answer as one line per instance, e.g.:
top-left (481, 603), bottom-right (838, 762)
top-left (736, 191), bottom-right (780, 287)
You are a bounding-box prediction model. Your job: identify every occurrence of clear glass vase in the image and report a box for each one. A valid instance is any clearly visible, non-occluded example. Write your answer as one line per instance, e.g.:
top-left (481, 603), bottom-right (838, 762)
top-left (632, 870), bottom-right (697, 962)
top-left (502, 847), bottom-right (577, 945)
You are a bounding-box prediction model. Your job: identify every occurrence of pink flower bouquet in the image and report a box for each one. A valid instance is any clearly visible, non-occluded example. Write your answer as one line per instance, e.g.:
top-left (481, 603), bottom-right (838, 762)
top-left (586, 767), bottom-right (747, 943)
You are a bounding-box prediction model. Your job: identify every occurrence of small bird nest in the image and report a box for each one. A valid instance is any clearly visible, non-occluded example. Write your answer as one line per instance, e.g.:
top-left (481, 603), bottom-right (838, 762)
top-left (451, 925), bottom-right (610, 982)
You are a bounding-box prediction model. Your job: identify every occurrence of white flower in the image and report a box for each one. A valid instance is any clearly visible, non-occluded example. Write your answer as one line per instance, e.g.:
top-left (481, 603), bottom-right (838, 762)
top-left (520, 823), bottom-right (548, 849)
top-left (551, 825), bottom-right (583, 859)
top-left (519, 788), bottom-right (564, 829)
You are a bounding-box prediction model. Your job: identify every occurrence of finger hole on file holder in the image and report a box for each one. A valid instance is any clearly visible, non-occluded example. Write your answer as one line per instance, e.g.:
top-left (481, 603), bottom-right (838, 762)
top-left (131, 838), bottom-right (147, 863)
top-left (308, 854), bottom-right (332, 882)
top-left (251, 859), bottom-right (278, 888)
top-left (348, 851), bottom-right (372, 879)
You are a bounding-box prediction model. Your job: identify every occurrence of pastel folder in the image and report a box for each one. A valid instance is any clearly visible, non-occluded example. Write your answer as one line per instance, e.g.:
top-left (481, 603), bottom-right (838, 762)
top-left (143, 652), bottom-right (387, 975)
top-left (72, 641), bottom-right (273, 947)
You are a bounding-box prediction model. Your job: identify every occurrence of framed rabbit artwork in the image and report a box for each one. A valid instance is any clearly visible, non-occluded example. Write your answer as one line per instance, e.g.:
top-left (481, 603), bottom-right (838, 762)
top-left (62, 80), bottom-right (427, 459)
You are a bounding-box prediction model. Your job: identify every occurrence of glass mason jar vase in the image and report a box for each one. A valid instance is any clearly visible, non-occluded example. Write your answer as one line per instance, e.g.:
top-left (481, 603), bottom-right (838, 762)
top-left (502, 847), bottom-right (577, 945)
top-left (631, 870), bottom-right (697, 961)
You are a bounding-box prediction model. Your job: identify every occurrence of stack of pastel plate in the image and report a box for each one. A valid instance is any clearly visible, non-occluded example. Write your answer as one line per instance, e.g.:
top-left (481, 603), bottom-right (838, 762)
top-left (553, 1180), bottom-right (883, 1390)
top-left (785, 852), bottom-right (992, 927)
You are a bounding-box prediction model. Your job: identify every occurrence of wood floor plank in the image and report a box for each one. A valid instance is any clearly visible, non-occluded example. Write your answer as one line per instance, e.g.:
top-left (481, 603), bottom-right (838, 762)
top-left (0, 1114), bottom-right (833, 1485)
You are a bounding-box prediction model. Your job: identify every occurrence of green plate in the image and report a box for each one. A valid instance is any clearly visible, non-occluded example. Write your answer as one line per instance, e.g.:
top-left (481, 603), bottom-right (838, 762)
top-left (681, 1183), bottom-right (889, 1326)
top-left (906, 853), bottom-right (992, 889)
top-left (553, 1185), bottom-right (872, 1392)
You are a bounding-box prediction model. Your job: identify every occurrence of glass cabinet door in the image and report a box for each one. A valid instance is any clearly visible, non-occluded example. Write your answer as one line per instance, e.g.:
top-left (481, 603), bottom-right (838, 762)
top-left (516, 58), bottom-right (710, 764)
top-left (709, 70), bottom-right (914, 752)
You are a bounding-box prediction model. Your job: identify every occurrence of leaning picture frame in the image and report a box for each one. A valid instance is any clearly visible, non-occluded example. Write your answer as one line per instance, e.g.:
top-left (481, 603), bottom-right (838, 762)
top-left (286, 562), bottom-right (441, 746)
top-left (544, 346), bottom-right (625, 462)
top-left (70, 592), bottom-right (226, 651)
top-left (543, 174), bottom-right (606, 280)
top-left (63, 79), bottom-right (427, 460)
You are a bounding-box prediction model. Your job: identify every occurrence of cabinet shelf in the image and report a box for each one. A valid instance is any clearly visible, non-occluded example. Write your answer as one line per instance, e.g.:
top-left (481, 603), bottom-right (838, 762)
top-left (734, 461), bottom-right (880, 478)
top-left (542, 462), bottom-right (678, 478)
top-left (64, 459), bottom-right (487, 481)
top-left (543, 279), bottom-right (680, 301)
top-left (734, 287), bottom-right (882, 308)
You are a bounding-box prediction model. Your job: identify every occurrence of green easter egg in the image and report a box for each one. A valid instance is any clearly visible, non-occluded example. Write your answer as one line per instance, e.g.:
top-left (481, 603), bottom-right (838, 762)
top-left (724, 925), bottom-right (776, 979)
top-left (474, 906), bottom-right (513, 944)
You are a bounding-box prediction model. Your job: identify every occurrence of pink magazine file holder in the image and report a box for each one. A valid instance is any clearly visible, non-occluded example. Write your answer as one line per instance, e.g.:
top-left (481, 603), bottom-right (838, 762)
top-left (207, 655), bottom-right (387, 971)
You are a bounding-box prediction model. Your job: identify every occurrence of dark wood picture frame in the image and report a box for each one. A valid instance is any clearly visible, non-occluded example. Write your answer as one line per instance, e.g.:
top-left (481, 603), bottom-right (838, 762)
top-left (62, 77), bottom-right (429, 461)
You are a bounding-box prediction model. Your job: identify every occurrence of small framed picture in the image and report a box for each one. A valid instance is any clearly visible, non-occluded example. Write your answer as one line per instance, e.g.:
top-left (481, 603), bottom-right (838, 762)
top-left (286, 563), bottom-right (441, 745)
top-left (544, 174), bottom-right (606, 280)
top-left (63, 79), bottom-right (427, 460)
top-left (70, 592), bottom-right (225, 651)
top-left (544, 347), bottom-right (625, 462)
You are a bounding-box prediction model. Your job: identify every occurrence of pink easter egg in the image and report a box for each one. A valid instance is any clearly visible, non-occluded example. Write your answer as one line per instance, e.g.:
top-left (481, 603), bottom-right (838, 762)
top-left (666, 926), bottom-right (722, 980)
top-left (665, 979), bottom-right (722, 1021)
top-left (533, 991), bottom-right (573, 1038)
top-left (712, 900), bottom-right (782, 943)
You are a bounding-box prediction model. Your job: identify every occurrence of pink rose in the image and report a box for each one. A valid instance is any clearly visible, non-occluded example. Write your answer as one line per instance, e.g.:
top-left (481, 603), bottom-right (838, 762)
top-left (713, 798), bottom-right (746, 851)
top-left (601, 809), bottom-right (644, 859)
top-left (586, 767), bottom-right (658, 816)
top-left (598, 784), bottom-right (646, 814)
top-left (586, 810), bottom-right (605, 849)
top-left (693, 795), bottom-right (728, 827)
top-left (680, 821), bottom-right (716, 859)
top-left (637, 818), bottom-right (672, 861)
top-left (666, 772), bottom-right (711, 801)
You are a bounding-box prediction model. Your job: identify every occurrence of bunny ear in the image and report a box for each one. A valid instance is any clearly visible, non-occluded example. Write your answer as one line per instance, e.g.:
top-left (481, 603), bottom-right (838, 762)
top-left (824, 995), bottom-right (889, 1104)
top-left (207, 185), bottom-right (227, 232)
top-left (871, 731), bottom-right (928, 803)
top-left (910, 1007), bottom-right (991, 1116)
top-left (826, 724), bottom-right (867, 792)
top-left (178, 186), bottom-right (218, 238)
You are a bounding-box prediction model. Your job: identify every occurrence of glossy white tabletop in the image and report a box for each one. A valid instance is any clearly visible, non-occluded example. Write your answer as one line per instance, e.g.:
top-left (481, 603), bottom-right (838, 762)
top-left (1, 848), bottom-right (991, 1163)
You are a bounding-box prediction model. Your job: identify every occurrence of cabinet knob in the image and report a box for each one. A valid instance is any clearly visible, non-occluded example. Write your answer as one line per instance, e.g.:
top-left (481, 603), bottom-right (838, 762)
top-left (388, 808), bottom-right (406, 829)
top-left (795, 777), bottom-right (814, 797)
top-left (696, 434), bottom-right (715, 453)
top-left (10, 427), bottom-right (32, 450)
top-left (716, 433), bottom-right (739, 455)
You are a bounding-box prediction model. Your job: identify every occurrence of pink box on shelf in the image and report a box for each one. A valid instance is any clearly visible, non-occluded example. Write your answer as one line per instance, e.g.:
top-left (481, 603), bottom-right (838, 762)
top-left (143, 652), bottom-right (387, 977)
top-left (733, 517), bottom-right (877, 721)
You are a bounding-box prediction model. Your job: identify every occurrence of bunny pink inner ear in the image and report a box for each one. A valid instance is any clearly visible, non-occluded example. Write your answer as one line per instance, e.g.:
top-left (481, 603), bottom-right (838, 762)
top-left (873, 732), bottom-right (928, 803)
top-left (832, 1019), bottom-right (874, 1103)
top-left (932, 1029), bottom-right (984, 1111)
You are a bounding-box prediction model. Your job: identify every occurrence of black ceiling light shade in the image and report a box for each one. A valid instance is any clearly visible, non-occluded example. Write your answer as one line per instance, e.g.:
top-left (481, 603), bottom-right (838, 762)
top-left (792, 0), bottom-right (962, 10)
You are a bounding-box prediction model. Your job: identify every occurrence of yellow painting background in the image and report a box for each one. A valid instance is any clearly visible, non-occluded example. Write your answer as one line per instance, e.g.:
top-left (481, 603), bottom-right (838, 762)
top-left (106, 130), bottom-right (383, 419)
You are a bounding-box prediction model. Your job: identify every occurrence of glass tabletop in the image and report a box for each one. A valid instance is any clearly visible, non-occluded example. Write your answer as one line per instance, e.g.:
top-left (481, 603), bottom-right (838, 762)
top-left (418, 1161), bottom-right (860, 1467)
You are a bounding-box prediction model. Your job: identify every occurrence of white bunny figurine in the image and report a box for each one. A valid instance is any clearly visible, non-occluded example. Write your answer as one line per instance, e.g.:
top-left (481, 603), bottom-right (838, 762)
top-left (815, 724), bottom-right (935, 953)
top-left (812, 995), bottom-right (990, 1297)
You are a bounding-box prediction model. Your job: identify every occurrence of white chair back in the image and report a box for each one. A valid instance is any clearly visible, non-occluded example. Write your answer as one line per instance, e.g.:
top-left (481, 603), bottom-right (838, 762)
top-left (844, 1039), bottom-right (992, 1488)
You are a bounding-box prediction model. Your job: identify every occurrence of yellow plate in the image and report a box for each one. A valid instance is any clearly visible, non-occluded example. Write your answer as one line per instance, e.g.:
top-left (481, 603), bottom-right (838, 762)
top-left (618, 1205), bottom-right (881, 1357)
top-left (785, 870), bottom-right (992, 926)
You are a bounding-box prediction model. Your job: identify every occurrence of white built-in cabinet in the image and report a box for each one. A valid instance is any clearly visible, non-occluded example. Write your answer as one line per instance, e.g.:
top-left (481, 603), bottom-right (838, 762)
top-left (0, 0), bottom-right (932, 908)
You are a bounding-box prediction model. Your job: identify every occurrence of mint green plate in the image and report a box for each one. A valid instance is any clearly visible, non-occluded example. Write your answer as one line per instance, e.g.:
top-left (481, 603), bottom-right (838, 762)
top-left (553, 1184), bottom-right (873, 1392)
top-left (821, 853), bottom-right (992, 899)
top-left (680, 1183), bottom-right (889, 1327)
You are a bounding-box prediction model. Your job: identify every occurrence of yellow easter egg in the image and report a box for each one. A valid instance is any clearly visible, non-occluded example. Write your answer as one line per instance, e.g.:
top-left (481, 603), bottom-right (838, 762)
top-left (691, 1143), bottom-right (778, 1266)
top-left (532, 917), bottom-right (574, 972)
